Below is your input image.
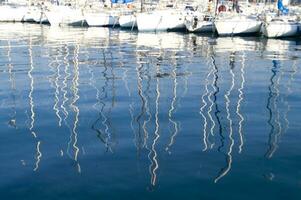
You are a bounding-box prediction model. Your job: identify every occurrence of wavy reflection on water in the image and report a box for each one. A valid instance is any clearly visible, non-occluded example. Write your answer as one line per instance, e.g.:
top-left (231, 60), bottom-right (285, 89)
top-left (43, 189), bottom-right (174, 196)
top-left (134, 62), bottom-right (146, 151)
top-left (214, 52), bottom-right (236, 183)
top-left (0, 26), bottom-right (300, 195)
top-left (91, 49), bottom-right (112, 152)
top-left (237, 53), bottom-right (245, 154)
top-left (210, 54), bottom-right (225, 159)
top-left (265, 60), bottom-right (280, 159)
top-left (200, 63), bottom-right (211, 151)
top-left (50, 47), bottom-right (63, 127)
top-left (166, 64), bottom-right (179, 153)
top-left (27, 37), bottom-right (42, 171)
top-left (150, 63), bottom-right (161, 187)
top-left (282, 60), bottom-right (297, 135)
top-left (61, 44), bottom-right (71, 123)
top-left (66, 44), bottom-right (81, 172)
top-left (264, 58), bottom-right (291, 159)
top-left (142, 68), bottom-right (152, 151)
top-left (7, 41), bottom-right (17, 129)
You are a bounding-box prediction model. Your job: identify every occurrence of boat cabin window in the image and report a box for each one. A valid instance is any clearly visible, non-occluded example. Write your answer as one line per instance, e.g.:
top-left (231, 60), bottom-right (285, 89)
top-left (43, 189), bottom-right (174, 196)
top-left (184, 6), bottom-right (195, 11)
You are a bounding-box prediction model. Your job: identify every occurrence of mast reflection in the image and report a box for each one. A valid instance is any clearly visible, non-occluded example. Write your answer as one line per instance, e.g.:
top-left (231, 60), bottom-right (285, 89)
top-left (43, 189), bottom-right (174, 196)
top-left (211, 54), bottom-right (224, 154)
top-left (68, 44), bottom-right (81, 173)
top-left (166, 64), bottom-right (179, 153)
top-left (91, 49), bottom-right (113, 152)
top-left (27, 37), bottom-right (42, 171)
top-left (282, 60), bottom-right (297, 135)
top-left (237, 53), bottom-right (245, 153)
top-left (48, 47), bottom-right (63, 127)
top-left (134, 60), bottom-right (147, 151)
top-left (265, 60), bottom-right (281, 159)
top-left (150, 63), bottom-right (160, 186)
top-left (143, 63), bottom-right (152, 151)
top-left (214, 52), bottom-right (236, 183)
top-left (7, 41), bottom-right (17, 129)
top-left (61, 44), bottom-right (71, 125)
top-left (200, 63), bottom-right (211, 151)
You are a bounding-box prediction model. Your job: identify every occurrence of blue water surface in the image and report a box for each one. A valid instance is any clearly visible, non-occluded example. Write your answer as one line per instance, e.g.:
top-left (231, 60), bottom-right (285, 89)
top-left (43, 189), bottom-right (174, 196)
top-left (0, 24), bottom-right (300, 200)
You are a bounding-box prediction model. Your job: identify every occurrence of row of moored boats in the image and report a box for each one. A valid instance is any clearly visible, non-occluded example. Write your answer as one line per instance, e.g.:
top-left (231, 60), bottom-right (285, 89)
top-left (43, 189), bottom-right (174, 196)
top-left (1, 0), bottom-right (301, 38)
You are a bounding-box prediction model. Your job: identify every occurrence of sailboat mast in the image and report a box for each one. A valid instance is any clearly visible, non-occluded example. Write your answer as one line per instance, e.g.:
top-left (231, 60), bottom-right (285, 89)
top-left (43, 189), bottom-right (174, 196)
top-left (140, 0), bottom-right (144, 12)
top-left (214, 0), bottom-right (219, 16)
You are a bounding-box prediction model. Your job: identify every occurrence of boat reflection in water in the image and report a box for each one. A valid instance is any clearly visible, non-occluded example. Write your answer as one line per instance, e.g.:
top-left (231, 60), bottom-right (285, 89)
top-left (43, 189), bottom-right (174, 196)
top-left (0, 24), bottom-right (300, 199)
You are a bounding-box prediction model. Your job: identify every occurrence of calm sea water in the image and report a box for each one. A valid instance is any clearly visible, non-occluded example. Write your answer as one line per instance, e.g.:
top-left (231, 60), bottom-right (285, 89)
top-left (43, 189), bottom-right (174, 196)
top-left (0, 23), bottom-right (301, 200)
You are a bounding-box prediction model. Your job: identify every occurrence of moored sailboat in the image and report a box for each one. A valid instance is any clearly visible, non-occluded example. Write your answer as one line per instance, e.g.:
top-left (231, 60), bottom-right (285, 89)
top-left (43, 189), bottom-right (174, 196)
top-left (119, 0), bottom-right (138, 28)
top-left (23, 1), bottom-right (48, 23)
top-left (45, 0), bottom-right (85, 26)
top-left (214, 0), bottom-right (262, 36)
top-left (84, 0), bottom-right (119, 27)
top-left (119, 13), bottom-right (137, 28)
top-left (261, 0), bottom-right (299, 38)
top-left (136, 0), bottom-right (188, 32)
top-left (184, 1), bottom-right (215, 33)
top-left (0, 1), bottom-right (27, 22)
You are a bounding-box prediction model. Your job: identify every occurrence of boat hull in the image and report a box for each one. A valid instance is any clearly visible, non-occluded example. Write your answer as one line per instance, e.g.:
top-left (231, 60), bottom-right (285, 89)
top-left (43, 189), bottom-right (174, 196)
top-left (0, 5), bottom-right (26, 22)
top-left (84, 13), bottom-right (118, 27)
top-left (262, 22), bottom-right (299, 38)
top-left (23, 6), bottom-right (48, 23)
top-left (137, 10), bottom-right (185, 32)
top-left (119, 14), bottom-right (136, 28)
top-left (45, 6), bottom-right (85, 26)
top-left (185, 18), bottom-right (213, 32)
top-left (215, 18), bottom-right (262, 36)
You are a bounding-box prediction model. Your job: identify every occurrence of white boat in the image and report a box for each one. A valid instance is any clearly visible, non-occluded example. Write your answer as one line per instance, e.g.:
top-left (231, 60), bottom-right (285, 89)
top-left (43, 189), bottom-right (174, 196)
top-left (213, 0), bottom-right (263, 36)
top-left (136, 0), bottom-right (191, 32)
top-left (185, 13), bottom-right (214, 33)
top-left (84, 12), bottom-right (118, 27)
top-left (23, 6), bottom-right (40, 22)
top-left (0, 4), bottom-right (27, 22)
top-left (261, 16), bottom-right (299, 38)
top-left (184, 0), bottom-right (215, 33)
top-left (45, 4), bottom-right (85, 26)
top-left (215, 13), bottom-right (262, 36)
top-left (137, 8), bottom-right (186, 32)
top-left (119, 13), bottom-right (137, 28)
top-left (23, 4), bottom-right (48, 23)
top-left (118, 1), bottom-right (140, 28)
top-left (84, 0), bottom-right (120, 27)
top-left (261, 0), bottom-right (299, 38)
